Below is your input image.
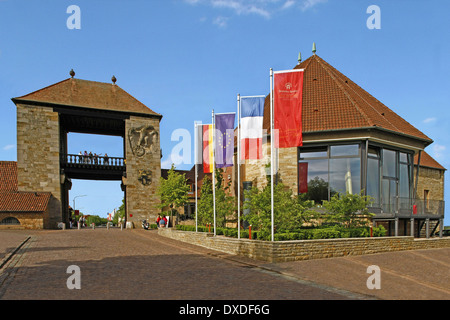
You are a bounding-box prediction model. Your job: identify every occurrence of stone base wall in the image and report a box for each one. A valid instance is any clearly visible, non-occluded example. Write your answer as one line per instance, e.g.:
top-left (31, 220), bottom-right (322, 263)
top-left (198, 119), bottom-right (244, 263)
top-left (158, 228), bottom-right (450, 262)
top-left (0, 213), bottom-right (44, 230)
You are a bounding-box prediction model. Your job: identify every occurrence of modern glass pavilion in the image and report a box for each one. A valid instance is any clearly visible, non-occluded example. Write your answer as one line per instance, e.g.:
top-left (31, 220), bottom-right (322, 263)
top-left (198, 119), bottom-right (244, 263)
top-left (239, 53), bottom-right (446, 237)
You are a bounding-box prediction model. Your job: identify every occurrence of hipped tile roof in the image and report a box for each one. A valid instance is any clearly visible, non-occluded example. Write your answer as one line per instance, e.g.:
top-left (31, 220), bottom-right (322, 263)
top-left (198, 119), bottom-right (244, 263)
top-left (12, 78), bottom-right (161, 118)
top-left (0, 192), bottom-right (51, 213)
top-left (0, 162), bottom-right (51, 213)
top-left (263, 54), bottom-right (432, 143)
top-left (414, 151), bottom-right (446, 170)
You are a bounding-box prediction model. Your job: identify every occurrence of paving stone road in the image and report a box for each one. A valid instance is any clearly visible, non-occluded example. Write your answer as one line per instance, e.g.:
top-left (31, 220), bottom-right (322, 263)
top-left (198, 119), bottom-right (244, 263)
top-left (0, 228), bottom-right (449, 304)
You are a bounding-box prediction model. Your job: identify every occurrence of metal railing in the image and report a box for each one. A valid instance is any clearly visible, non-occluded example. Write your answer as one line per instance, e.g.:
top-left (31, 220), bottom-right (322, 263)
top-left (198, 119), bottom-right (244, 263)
top-left (374, 197), bottom-right (445, 218)
top-left (412, 198), bottom-right (445, 217)
top-left (63, 154), bottom-right (125, 167)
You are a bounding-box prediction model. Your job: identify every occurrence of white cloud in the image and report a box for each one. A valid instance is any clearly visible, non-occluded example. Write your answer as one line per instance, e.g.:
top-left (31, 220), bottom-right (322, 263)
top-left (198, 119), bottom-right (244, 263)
top-left (423, 117), bottom-right (437, 124)
top-left (431, 144), bottom-right (446, 160)
top-left (183, 0), bottom-right (327, 22)
top-left (281, 0), bottom-right (296, 10)
top-left (3, 144), bottom-right (15, 151)
top-left (210, 0), bottom-right (271, 18)
top-left (213, 16), bottom-right (229, 28)
top-left (299, 0), bottom-right (328, 11)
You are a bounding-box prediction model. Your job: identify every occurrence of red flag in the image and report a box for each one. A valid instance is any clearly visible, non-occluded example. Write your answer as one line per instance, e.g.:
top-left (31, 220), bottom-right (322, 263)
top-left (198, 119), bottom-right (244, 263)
top-left (273, 70), bottom-right (304, 148)
top-left (298, 162), bottom-right (308, 194)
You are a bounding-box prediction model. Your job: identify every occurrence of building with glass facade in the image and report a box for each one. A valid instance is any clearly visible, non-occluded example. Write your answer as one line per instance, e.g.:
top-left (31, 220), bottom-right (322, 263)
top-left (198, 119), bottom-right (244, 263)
top-left (239, 53), bottom-right (445, 237)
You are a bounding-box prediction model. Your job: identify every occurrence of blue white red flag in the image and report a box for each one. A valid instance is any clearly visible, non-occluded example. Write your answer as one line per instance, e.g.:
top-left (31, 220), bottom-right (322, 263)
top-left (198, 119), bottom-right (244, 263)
top-left (240, 97), bottom-right (265, 160)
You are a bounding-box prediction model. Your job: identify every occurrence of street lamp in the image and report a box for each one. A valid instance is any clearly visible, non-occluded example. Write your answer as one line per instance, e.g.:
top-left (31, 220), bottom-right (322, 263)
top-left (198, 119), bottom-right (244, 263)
top-left (73, 195), bottom-right (87, 212)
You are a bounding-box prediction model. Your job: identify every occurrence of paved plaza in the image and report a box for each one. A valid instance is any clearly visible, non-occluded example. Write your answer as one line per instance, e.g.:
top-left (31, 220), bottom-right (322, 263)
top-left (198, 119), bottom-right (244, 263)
top-left (0, 228), bottom-right (449, 302)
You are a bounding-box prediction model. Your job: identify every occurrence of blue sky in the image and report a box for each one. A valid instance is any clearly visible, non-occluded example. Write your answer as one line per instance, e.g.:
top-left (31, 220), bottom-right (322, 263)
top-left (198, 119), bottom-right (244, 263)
top-left (1, 0), bottom-right (449, 225)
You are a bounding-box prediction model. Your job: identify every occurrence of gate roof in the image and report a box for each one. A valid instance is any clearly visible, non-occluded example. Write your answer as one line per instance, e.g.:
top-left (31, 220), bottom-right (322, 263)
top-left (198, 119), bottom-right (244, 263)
top-left (12, 77), bottom-right (161, 118)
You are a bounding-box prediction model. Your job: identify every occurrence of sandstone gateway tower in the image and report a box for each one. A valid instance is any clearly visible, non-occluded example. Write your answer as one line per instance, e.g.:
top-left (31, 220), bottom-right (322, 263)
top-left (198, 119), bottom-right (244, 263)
top-left (12, 72), bottom-right (162, 229)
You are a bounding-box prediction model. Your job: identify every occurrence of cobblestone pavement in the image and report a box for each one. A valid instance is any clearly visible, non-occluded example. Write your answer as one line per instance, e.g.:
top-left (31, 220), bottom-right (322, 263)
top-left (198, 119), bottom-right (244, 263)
top-left (0, 229), bottom-right (448, 302)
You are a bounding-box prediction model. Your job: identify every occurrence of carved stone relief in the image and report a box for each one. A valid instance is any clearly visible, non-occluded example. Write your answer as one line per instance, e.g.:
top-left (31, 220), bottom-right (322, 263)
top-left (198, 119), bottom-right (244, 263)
top-left (138, 169), bottom-right (152, 186)
top-left (128, 125), bottom-right (158, 157)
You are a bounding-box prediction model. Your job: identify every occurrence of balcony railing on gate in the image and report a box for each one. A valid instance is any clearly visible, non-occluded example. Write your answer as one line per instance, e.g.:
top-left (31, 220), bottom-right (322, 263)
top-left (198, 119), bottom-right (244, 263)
top-left (63, 154), bottom-right (125, 168)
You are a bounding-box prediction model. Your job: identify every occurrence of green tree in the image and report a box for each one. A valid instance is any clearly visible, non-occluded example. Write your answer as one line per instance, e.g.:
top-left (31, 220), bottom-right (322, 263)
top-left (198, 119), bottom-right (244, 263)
top-left (322, 191), bottom-right (374, 228)
top-left (112, 199), bottom-right (125, 225)
top-left (197, 175), bottom-right (213, 225)
top-left (243, 183), bottom-right (317, 240)
top-left (86, 215), bottom-right (108, 226)
top-left (157, 164), bottom-right (190, 217)
top-left (197, 169), bottom-right (236, 228)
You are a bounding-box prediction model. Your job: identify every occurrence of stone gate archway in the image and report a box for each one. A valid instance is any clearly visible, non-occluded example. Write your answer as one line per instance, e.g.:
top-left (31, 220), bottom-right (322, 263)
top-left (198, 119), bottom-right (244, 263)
top-left (12, 72), bottom-right (162, 229)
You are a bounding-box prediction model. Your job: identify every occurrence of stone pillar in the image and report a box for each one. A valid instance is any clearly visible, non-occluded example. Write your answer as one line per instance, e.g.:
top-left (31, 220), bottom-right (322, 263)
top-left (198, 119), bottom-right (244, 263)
top-left (125, 116), bottom-right (161, 228)
top-left (277, 147), bottom-right (298, 193)
top-left (16, 104), bottom-right (62, 229)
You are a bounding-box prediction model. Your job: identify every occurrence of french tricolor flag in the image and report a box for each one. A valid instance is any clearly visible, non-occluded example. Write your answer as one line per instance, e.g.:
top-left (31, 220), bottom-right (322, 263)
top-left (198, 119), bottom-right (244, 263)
top-left (240, 96), bottom-right (265, 160)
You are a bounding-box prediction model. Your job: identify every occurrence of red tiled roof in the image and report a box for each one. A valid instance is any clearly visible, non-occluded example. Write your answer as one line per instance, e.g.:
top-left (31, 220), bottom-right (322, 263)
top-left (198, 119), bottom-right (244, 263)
top-left (0, 161), bottom-right (51, 213)
top-left (414, 151), bottom-right (446, 170)
top-left (263, 54), bottom-right (432, 143)
top-left (0, 161), bottom-right (17, 192)
top-left (12, 78), bottom-right (161, 118)
top-left (0, 191), bottom-right (51, 213)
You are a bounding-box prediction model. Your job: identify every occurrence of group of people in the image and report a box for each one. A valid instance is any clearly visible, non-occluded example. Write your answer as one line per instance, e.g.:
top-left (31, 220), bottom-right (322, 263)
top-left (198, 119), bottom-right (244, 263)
top-left (156, 215), bottom-right (168, 228)
top-left (78, 151), bottom-right (109, 165)
top-left (68, 215), bottom-right (86, 229)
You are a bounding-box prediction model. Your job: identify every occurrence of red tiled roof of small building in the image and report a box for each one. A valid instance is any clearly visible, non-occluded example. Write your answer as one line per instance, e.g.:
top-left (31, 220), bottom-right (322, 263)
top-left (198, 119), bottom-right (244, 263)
top-left (0, 192), bottom-right (51, 213)
top-left (0, 161), bottom-right (18, 192)
top-left (414, 151), bottom-right (446, 170)
top-left (0, 161), bottom-right (51, 213)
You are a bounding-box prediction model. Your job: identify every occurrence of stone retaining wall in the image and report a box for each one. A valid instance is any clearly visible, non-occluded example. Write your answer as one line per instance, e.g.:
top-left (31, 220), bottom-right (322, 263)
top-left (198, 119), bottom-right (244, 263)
top-left (158, 228), bottom-right (450, 262)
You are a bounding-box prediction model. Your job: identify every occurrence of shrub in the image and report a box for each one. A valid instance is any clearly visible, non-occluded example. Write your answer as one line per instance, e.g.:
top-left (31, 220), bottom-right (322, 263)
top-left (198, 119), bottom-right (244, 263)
top-left (322, 191), bottom-right (374, 228)
top-left (174, 224), bottom-right (386, 241)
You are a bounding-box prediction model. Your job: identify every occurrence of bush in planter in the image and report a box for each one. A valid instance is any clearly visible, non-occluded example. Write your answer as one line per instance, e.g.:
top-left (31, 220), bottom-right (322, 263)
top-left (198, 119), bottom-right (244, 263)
top-left (322, 191), bottom-right (374, 228)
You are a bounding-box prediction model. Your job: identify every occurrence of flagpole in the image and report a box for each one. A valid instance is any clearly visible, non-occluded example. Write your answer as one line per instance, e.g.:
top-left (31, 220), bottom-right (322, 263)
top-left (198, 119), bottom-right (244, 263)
top-left (194, 121), bottom-right (198, 233)
top-left (212, 109), bottom-right (216, 236)
top-left (237, 94), bottom-right (241, 240)
top-left (270, 68), bottom-right (274, 242)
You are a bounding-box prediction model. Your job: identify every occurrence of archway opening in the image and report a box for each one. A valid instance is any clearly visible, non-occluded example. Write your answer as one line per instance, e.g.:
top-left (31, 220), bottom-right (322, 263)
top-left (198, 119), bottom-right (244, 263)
top-left (66, 133), bottom-right (126, 227)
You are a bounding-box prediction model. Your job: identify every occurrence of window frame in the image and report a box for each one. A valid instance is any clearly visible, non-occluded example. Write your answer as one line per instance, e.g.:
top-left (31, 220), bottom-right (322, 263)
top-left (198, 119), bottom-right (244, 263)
top-left (298, 142), bottom-right (363, 203)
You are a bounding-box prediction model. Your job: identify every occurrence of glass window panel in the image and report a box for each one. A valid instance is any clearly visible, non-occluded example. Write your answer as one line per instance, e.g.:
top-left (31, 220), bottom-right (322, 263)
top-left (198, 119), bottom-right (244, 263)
top-left (367, 157), bottom-right (380, 206)
top-left (329, 158), bottom-right (361, 196)
top-left (299, 147), bottom-right (327, 159)
top-left (399, 163), bottom-right (410, 199)
top-left (330, 144), bottom-right (359, 157)
top-left (299, 159), bottom-right (329, 204)
top-left (399, 152), bottom-right (408, 163)
top-left (382, 179), bottom-right (397, 213)
top-left (382, 149), bottom-right (396, 178)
